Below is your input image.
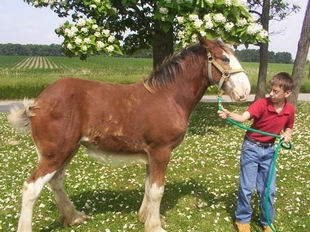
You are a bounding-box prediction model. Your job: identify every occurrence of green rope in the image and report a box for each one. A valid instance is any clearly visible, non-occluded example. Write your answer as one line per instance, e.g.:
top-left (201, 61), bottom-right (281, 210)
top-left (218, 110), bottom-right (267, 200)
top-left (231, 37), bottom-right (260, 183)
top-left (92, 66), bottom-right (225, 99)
top-left (217, 96), bottom-right (292, 232)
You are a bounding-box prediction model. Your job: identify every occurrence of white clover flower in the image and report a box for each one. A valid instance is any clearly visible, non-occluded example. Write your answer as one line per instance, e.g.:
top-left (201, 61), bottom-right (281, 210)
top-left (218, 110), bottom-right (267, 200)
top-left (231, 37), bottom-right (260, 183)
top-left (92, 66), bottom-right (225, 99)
top-left (224, 22), bottom-right (234, 32)
top-left (102, 29), bottom-right (110, 36)
top-left (97, 41), bottom-right (105, 49)
top-left (108, 35), bottom-right (115, 43)
top-left (81, 27), bottom-right (88, 33)
top-left (94, 32), bottom-right (101, 37)
top-left (66, 43), bottom-right (72, 50)
top-left (224, 0), bottom-right (232, 6)
top-left (189, 14), bottom-right (199, 21)
top-left (90, 4), bottom-right (97, 9)
top-left (213, 13), bottom-right (226, 23)
top-left (159, 7), bottom-right (168, 15)
top-left (92, 24), bottom-right (99, 30)
top-left (177, 16), bottom-right (184, 24)
top-left (77, 18), bottom-right (86, 27)
top-left (84, 38), bottom-right (91, 44)
top-left (74, 37), bottom-right (82, 45)
top-left (236, 18), bottom-right (247, 27)
top-left (194, 19), bottom-right (203, 28)
top-left (106, 45), bottom-right (114, 52)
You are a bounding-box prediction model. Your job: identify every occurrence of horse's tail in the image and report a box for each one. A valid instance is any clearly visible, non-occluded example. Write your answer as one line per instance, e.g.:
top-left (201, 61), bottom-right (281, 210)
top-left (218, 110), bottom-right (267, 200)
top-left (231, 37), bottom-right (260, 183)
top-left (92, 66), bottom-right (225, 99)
top-left (7, 99), bottom-right (36, 131)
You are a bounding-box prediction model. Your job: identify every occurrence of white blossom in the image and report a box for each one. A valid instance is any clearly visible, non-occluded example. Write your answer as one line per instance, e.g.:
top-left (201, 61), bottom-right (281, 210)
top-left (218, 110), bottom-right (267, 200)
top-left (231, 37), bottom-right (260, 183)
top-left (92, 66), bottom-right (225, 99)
top-left (106, 45), bottom-right (114, 52)
top-left (213, 13), bottom-right (226, 23)
top-left (108, 35), bottom-right (115, 43)
top-left (92, 24), bottom-right (99, 30)
top-left (177, 16), bottom-right (184, 24)
top-left (236, 0), bottom-right (247, 7)
top-left (66, 43), bottom-right (72, 50)
top-left (224, 22), bottom-right (234, 32)
top-left (77, 18), bottom-right (86, 27)
top-left (259, 30), bottom-right (269, 38)
top-left (247, 23), bottom-right (263, 35)
top-left (177, 30), bottom-right (185, 39)
top-left (203, 14), bottom-right (212, 22)
top-left (199, 31), bottom-right (207, 37)
top-left (82, 45), bottom-right (87, 51)
top-left (90, 4), bottom-right (97, 9)
top-left (224, 0), bottom-right (232, 6)
top-left (94, 32), bottom-right (101, 37)
top-left (102, 29), bottom-right (110, 36)
top-left (159, 7), bottom-right (168, 15)
top-left (189, 14), bottom-right (199, 21)
top-left (84, 38), bottom-right (91, 44)
top-left (236, 18), bottom-right (248, 27)
top-left (204, 21), bottom-right (213, 29)
top-left (74, 37), bottom-right (82, 45)
top-left (194, 19), bottom-right (204, 28)
top-left (81, 27), bottom-right (88, 33)
top-left (97, 41), bottom-right (105, 49)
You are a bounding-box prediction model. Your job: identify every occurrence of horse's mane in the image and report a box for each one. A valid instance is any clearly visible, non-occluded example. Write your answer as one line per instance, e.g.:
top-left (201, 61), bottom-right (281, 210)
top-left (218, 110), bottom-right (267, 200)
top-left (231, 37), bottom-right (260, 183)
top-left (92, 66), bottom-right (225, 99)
top-left (142, 39), bottom-right (231, 91)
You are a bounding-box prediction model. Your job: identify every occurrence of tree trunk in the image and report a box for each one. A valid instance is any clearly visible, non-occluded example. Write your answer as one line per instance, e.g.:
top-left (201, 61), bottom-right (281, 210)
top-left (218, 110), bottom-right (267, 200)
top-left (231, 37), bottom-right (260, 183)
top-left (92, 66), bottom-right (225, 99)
top-left (289, 0), bottom-right (310, 107)
top-left (255, 0), bottom-right (270, 100)
top-left (152, 21), bottom-right (174, 69)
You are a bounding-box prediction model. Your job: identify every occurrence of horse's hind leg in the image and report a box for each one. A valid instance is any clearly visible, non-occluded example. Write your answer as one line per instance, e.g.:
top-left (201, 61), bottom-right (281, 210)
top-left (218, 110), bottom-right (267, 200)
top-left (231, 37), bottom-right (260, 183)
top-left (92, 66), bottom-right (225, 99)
top-left (17, 165), bottom-right (56, 232)
top-left (48, 165), bottom-right (89, 227)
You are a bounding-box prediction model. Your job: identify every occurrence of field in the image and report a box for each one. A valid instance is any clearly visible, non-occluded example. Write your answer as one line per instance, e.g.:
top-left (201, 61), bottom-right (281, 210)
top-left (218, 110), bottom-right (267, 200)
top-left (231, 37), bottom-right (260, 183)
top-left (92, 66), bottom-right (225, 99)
top-left (0, 56), bottom-right (310, 231)
top-left (0, 55), bottom-right (310, 99)
top-left (0, 101), bottom-right (309, 231)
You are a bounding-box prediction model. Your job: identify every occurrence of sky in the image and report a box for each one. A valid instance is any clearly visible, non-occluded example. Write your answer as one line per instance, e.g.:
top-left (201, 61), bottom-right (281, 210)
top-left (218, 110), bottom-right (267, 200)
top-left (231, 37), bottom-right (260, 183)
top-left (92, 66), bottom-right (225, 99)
top-left (0, 0), bottom-right (309, 59)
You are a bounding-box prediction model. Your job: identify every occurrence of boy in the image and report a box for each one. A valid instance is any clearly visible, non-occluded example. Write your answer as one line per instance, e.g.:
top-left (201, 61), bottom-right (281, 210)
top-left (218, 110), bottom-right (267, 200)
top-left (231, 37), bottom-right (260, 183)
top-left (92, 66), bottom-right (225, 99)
top-left (217, 72), bottom-right (295, 232)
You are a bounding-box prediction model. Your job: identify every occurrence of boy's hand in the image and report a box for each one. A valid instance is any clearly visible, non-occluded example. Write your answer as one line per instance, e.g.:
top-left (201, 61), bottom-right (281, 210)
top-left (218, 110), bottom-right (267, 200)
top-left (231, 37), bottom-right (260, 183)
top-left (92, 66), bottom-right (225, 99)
top-left (217, 107), bottom-right (230, 120)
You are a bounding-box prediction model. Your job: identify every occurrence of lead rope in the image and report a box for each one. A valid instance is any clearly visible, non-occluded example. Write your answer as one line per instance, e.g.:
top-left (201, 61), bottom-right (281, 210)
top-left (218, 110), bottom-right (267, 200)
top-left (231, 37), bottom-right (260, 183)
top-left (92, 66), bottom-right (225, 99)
top-left (217, 95), bottom-right (292, 232)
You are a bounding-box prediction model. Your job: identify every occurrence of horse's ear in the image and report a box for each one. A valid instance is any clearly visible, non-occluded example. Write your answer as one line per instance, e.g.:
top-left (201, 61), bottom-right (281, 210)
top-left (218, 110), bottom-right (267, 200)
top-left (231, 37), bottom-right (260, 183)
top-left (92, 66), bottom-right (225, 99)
top-left (197, 33), bottom-right (205, 45)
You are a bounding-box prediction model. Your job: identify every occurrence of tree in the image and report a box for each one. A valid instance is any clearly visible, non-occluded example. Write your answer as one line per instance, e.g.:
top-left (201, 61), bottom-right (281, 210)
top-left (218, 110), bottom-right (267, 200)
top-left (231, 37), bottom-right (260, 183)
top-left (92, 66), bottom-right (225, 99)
top-left (289, 0), bottom-right (310, 107)
top-left (246, 0), bottom-right (300, 99)
top-left (25, 0), bottom-right (268, 68)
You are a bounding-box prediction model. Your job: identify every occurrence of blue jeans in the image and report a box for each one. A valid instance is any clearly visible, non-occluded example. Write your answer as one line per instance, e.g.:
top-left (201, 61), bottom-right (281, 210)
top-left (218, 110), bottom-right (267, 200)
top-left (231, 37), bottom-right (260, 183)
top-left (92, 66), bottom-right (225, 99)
top-left (235, 139), bottom-right (276, 226)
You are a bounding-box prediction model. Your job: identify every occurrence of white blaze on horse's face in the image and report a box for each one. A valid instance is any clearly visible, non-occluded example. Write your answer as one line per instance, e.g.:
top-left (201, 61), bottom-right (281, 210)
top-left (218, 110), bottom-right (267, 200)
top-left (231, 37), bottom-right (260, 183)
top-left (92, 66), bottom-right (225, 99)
top-left (222, 51), bottom-right (251, 102)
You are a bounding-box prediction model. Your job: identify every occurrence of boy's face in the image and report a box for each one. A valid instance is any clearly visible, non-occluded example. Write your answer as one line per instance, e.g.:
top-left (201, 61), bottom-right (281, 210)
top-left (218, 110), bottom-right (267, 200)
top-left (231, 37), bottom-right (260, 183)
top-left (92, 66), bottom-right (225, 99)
top-left (269, 85), bottom-right (291, 103)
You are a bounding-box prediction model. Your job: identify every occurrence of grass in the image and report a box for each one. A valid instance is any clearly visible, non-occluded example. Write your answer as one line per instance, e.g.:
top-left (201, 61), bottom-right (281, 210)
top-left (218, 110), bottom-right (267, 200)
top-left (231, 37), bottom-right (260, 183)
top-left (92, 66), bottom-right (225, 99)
top-left (0, 101), bottom-right (309, 231)
top-left (0, 56), bottom-right (310, 99)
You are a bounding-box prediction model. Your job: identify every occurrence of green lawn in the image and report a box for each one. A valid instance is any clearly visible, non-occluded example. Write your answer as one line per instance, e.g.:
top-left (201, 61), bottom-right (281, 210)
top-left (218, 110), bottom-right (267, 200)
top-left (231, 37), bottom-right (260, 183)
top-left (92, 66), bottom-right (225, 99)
top-left (0, 101), bottom-right (309, 231)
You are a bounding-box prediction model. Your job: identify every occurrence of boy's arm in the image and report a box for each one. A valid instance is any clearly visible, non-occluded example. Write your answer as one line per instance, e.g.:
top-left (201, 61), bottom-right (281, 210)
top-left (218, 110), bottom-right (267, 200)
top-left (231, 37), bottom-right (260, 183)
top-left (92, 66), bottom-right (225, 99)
top-left (217, 107), bottom-right (251, 123)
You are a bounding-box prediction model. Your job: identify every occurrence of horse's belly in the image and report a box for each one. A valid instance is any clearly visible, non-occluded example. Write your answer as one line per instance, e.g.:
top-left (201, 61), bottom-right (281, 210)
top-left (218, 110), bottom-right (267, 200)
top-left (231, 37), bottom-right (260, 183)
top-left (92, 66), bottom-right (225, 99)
top-left (80, 136), bottom-right (148, 164)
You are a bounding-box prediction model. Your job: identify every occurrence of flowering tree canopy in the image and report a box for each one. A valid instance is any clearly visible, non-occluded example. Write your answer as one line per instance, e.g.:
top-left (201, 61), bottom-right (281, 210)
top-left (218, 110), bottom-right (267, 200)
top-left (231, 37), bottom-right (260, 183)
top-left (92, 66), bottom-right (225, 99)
top-left (25, 0), bottom-right (269, 60)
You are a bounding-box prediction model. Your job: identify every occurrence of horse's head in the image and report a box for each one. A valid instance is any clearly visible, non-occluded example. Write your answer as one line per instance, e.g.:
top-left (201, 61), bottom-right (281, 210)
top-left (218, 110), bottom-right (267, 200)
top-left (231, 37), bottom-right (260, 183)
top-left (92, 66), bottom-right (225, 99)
top-left (198, 35), bottom-right (251, 102)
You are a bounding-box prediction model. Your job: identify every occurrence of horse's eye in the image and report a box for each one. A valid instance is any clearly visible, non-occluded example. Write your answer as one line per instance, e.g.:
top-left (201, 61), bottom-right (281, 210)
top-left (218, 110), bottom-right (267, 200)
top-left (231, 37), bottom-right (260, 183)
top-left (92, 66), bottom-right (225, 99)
top-left (221, 57), bottom-right (230, 63)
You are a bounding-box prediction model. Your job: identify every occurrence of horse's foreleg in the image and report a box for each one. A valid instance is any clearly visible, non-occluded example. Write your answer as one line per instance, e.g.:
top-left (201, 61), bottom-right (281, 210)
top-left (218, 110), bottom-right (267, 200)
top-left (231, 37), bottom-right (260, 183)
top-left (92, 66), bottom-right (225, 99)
top-left (143, 149), bottom-right (170, 232)
top-left (139, 164), bottom-right (151, 223)
top-left (48, 166), bottom-right (89, 227)
top-left (17, 169), bottom-right (56, 232)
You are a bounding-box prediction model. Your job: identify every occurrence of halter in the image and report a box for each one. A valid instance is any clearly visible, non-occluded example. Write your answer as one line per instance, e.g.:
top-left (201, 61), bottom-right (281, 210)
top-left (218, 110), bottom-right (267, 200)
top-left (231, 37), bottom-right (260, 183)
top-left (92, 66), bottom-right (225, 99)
top-left (207, 51), bottom-right (245, 93)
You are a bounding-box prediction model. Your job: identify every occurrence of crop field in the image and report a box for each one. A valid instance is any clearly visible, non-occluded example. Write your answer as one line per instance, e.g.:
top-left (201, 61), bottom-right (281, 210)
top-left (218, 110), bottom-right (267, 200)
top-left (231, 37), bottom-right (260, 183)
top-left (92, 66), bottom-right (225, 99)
top-left (0, 55), bottom-right (310, 99)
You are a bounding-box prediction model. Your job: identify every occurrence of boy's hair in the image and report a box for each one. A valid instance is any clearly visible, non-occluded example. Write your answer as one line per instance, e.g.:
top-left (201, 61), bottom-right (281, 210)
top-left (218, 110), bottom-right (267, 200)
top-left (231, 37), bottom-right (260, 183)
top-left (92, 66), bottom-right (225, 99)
top-left (270, 72), bottom-right (293, 92)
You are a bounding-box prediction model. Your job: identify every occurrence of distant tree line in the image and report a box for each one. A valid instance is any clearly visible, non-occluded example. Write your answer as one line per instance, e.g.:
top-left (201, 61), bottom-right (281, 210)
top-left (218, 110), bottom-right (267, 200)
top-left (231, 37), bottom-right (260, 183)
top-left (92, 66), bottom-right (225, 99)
top-left (234, 49), bottom-right (293, 64)
top-left (0, 44), bottom-right (63, 56)
top-left (0, 43), bottom-right (293, 63)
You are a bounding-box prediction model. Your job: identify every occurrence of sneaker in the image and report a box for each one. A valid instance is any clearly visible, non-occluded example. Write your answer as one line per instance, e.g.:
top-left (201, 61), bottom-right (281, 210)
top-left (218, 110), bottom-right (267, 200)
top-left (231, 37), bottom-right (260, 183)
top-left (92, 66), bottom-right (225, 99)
top-left (235, 221), bottom-right (251, 232)
top-left (263, 226), bottom-right (274, 232)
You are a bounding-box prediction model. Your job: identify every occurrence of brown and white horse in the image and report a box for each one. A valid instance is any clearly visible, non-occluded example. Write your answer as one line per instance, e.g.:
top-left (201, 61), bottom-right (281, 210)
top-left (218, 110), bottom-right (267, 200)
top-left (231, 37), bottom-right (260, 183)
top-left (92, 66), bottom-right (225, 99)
top-left (8, 35), bottom-right (250, 232)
